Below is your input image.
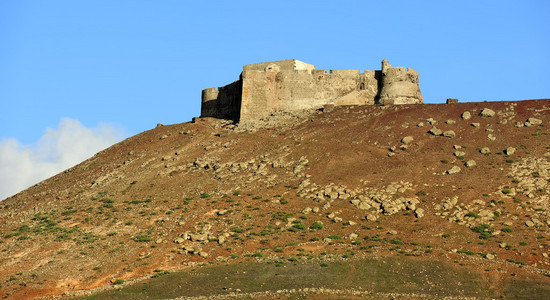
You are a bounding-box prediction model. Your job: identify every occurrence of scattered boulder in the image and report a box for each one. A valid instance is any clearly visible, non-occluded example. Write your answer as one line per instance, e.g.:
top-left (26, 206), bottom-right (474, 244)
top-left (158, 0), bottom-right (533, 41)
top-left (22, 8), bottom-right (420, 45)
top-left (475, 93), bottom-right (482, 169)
top-left (174, 237), bottom-right (185, 244)
top-left (526, 117), bottom-right (542, 126)
top-left (447, 166), bottom-right (461, 175)
top-left (446, 119), bottom-right (456, 125)
top-left (471, 123), bottom-right (480, 128)
top-left (461, 111), bottom-right (472, 120)
top-left (454, 151), bottom-right (466, 157)
top-left (487, 134), bottom-right (496, 141)
top-left (414, 208), bottom-right (424, 218)
top-left (401, 136), bottom-right (414, 144)
top-left (479, 147), bottom-right (491, 154)
top-left (443, 130), bottom-right (456, 138)
top-left (366, 214), bottom-right (378, 222)
top-left (465, 160), bottom-right (477, 168)
top-left (480, 108), bottom-right (495, 117)
top-left (505, 147), bottom-right (516, 155)
top-left (429, 127), bottom-right (442, 136)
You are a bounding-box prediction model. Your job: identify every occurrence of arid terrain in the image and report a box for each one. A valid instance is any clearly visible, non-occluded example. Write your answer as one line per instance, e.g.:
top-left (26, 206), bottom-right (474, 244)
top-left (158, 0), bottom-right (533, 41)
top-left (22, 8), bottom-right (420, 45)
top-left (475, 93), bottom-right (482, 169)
top-left (1, 100), bottom-right (550, 299)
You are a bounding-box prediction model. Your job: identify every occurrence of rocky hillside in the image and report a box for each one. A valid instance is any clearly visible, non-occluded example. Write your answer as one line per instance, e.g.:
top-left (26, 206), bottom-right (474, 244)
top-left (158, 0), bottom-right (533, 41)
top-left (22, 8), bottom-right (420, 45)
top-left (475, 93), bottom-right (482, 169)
top-left (1, 100), bottom-right (549, 299)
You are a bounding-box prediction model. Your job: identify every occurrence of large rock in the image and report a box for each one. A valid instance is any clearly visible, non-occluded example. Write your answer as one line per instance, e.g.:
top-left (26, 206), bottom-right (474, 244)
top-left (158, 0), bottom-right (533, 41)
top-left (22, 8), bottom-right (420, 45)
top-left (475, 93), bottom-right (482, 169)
top-left (429, 127), bottom-right (442, 136)
top-left (480, 108), bottom-right (495, 117)
top-left (401, 136), bottom-right (414, 144)
top-left (447, 166), bottom-right (461, 174)
top-left (479, 147), bottom-right (491, 154)
top-left (465, 160), bottom-right (476, 167)
top-left (443, 130), bottom-right (456, 138)
top-left (526, 117), bottom-right (542, 126)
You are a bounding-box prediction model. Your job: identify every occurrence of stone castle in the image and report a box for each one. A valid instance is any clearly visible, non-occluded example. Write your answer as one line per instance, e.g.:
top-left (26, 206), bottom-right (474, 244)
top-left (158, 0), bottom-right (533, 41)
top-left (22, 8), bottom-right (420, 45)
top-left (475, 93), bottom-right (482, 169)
top-left (201, 59), bottom-right (423, 122)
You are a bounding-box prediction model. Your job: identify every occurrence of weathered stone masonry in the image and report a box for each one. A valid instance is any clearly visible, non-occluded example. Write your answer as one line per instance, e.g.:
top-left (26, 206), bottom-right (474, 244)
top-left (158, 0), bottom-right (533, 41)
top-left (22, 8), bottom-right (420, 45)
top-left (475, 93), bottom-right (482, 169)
top-left (201, 59), bottom-right (423, 122)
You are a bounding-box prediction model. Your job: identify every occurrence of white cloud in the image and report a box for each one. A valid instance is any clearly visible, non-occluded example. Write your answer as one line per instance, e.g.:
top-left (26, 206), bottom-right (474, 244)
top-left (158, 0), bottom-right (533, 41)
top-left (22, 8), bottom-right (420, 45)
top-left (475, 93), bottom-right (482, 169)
top-left (0, 118), bottom-right (124, 200)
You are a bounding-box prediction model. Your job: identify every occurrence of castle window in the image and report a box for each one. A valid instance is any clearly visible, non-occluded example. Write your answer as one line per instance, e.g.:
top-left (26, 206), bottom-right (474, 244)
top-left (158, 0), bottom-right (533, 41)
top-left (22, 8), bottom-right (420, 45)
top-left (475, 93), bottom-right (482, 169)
top-left (360, 82), bottom-right (365, 90)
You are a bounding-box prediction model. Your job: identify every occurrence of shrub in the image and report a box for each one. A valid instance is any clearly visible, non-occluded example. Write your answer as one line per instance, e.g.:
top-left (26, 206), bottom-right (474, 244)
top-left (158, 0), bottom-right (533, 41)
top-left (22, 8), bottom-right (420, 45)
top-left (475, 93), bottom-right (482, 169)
top-left (200, 193), bottom-right (211, 199)
top-left (310, 221), bottom-right (324, 231)
top-left (479, 232), bottom-right (491, 240)
top-left (442, 233), bottom-right (450, 238)
top-left (320, 262), bottom-right (329, 267)
top-left (113, 279), bottom-right (125, 285)
top-left (152, 270), bottom-right (170, 278)
top-left (465, 212), bottom-right (479, 218)
top-left (233, 190), bottom-right (242, 196)
top-left (472, 223), bottom-right (492, 234)
top-left (133, 235), bottom-right (152, 242)
top-left (327, 235), bottom-right (341, 240)
top-left (230, 227), bottom-right (245, 233)
top-left (288, 221), bottom-right (306, 232)
top-left (502, 227), bottom-right (513, 233)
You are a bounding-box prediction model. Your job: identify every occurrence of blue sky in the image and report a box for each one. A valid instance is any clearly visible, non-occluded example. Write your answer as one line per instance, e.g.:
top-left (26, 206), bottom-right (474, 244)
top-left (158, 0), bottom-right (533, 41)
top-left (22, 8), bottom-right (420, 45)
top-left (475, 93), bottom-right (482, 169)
top-left (0, 1), bottom-right (549, 198)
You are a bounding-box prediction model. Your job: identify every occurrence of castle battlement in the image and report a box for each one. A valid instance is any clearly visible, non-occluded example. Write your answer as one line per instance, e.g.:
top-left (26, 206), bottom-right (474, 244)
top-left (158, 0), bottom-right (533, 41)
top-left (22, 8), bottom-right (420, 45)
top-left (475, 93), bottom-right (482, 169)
top-left (201, 59), bottom-right (423, 122)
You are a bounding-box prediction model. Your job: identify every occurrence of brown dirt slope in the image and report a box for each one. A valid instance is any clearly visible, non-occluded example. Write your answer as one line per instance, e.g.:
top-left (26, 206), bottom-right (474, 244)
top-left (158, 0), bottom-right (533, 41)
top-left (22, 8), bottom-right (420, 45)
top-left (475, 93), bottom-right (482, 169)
top-left (0, 99), bottom-right (549, 299)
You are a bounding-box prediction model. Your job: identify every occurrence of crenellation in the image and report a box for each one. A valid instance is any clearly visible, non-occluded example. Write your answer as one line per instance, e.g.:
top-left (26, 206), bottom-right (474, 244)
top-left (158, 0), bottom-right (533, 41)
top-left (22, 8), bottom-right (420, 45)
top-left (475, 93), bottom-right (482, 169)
top-left (201, 59), bottom-right (423, 122)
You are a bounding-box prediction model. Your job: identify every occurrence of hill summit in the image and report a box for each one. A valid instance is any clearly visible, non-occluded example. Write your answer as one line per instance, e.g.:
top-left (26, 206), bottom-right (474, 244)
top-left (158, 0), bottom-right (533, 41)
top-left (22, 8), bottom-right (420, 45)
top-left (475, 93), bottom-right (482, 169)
top-left (1, 99), bottom-right (550, 299)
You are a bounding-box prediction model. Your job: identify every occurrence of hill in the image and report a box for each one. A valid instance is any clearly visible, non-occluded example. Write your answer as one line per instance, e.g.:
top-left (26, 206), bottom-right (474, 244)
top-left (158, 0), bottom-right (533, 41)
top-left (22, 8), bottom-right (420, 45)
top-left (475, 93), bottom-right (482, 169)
top-left (1, 100), bottom-right (549, 299)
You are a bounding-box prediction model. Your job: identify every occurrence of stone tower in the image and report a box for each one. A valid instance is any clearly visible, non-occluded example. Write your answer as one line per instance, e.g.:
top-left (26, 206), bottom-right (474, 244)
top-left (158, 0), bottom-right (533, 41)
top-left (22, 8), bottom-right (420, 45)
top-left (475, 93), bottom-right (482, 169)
top-left (378, 59), bottom-right (423, 105)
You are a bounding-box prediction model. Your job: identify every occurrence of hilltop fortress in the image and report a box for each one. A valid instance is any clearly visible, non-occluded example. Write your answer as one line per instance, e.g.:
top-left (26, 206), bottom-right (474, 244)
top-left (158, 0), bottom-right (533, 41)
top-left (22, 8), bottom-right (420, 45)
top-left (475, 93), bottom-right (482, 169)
top-left (201, 59), bottom-right (423, 122)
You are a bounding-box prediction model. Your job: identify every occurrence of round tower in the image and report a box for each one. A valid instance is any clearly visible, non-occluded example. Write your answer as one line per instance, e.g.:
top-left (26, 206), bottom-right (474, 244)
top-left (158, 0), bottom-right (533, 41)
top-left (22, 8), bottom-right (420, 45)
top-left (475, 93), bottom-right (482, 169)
top-left (201, 87), bottom-right (219, 117)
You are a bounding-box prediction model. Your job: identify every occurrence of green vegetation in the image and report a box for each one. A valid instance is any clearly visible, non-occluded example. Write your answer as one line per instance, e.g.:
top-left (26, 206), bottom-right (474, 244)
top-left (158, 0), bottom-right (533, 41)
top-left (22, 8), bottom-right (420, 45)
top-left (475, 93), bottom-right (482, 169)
top-left (152, 270), bottom-right (170, 278)
top-left (133, 235), bottom-right (152, 242)
top-left (471, 223), bottom-right (494, 240)
top-left (465, 212), bottom-right (479, 218)
top-left (310, 221), bottom-right (324, 231)
top-left (288, 221), bottom-right (306, 232)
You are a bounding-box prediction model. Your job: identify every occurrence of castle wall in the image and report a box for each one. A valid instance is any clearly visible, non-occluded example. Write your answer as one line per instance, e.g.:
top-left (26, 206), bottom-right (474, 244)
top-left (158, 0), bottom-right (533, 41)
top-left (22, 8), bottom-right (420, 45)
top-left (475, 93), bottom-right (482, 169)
top-left (201, 59), bottom-right (422, 122)
top-left (200, 80), bottom-right (242, 121)
top-left (239, 68), bottom-right (379, 122)
top-left (243, 59), bottom-right (315, 72)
